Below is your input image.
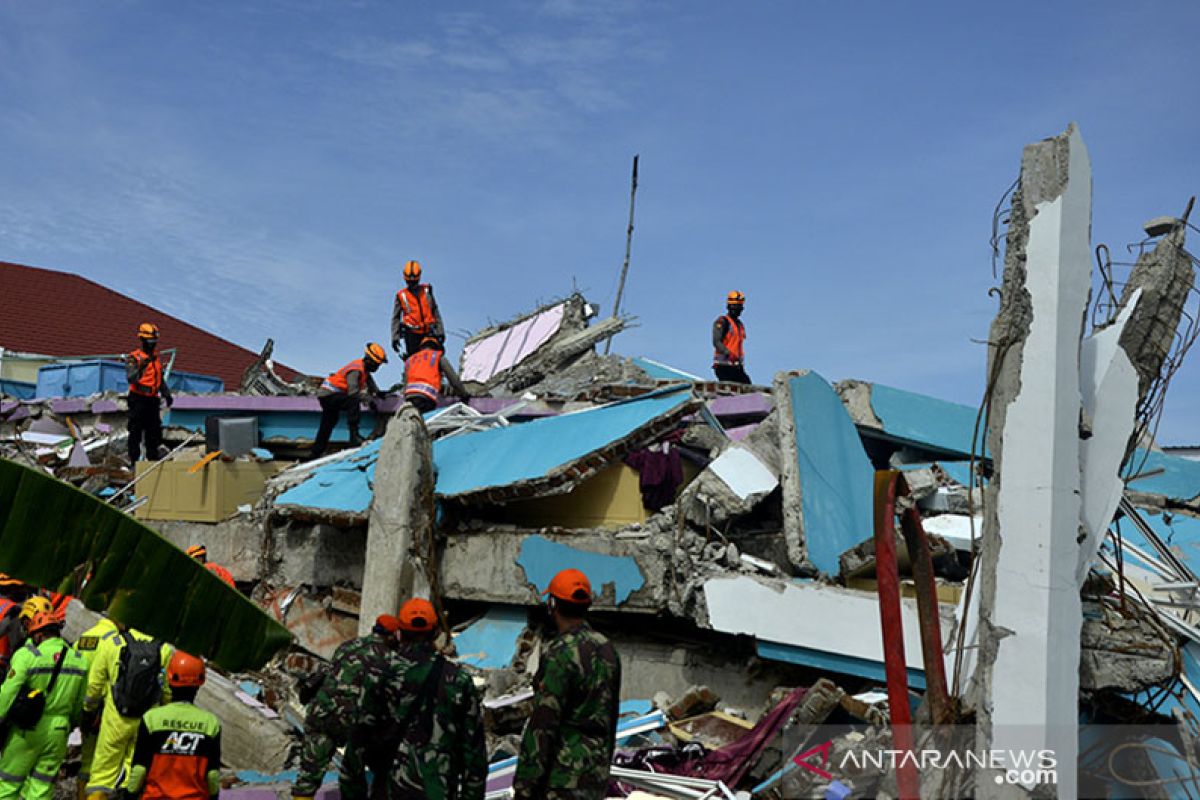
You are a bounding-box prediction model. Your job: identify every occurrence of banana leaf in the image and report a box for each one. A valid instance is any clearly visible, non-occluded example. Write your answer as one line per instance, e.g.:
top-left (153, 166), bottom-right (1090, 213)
top-left (0, 458), bottom-right (291, 671)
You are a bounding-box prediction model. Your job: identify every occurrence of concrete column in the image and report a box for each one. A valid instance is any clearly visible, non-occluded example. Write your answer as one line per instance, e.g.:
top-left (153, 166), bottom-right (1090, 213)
top-left (971, 124), bottom-right (1091, 798)
top-left (358, 405), bottom-right (434, 636)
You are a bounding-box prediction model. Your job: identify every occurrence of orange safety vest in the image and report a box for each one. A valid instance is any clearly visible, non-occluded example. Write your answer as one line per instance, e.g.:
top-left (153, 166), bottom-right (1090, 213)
top-left (206, 563), bottom-right (235, 588)
top-left (128, 350), bottom-right (164, 396)
top-left (396, 284), bottom-right (437, 333)
top-left (323, 359), bottom-right (365, 394)
top-left (404, 350), bottom-right (442, 403)
top-left (713, 315), bottom-right (746, 365)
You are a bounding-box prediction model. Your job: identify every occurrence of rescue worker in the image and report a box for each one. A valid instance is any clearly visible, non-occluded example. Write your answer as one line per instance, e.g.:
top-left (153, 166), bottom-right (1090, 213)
top-left (0, 576), bottom-right (30, 675)
top-left (380, 598), bottom-right (486, 800)
top-left (83, 625), bottom-right (172, 800)
top-left (512, 569), bottom-right (621, 800)
top-left (711, 291), bottom-right (750, 384)
top-left (127, 651), bottom-right (221, 800)
top-left (187, 544), bottom-right (235, 588)
top-left (403, 337), bottom-right (470, 414)
top-left (72, 614), bottom-right (121, 800)
top-left (391, 260), bottom-right (445, 358)
top-left (292, 615), bottom-right (401, 800)
top-left (125, 323), bottom-right (174, 463)
top-left (0, 610), bottom-right (88, 800)
top-left (311, 343), bottom-right (388, 459)
top-left (16, 596), bottom-right (54, 651)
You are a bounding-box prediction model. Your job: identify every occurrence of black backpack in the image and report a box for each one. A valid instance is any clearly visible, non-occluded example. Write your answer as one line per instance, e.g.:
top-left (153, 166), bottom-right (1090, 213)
top-left (8, 643), bottom-right (67, 729)
top-left (111, 632), bottom-right (163, 717)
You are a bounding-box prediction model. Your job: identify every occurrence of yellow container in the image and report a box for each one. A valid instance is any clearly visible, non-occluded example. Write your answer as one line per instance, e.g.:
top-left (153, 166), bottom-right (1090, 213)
top-left (134, 459), bottom-right (280, 522)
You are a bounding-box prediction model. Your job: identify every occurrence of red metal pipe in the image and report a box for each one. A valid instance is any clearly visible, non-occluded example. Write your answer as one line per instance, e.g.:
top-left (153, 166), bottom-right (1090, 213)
top-left (873, 470), bottom-right (920, 800)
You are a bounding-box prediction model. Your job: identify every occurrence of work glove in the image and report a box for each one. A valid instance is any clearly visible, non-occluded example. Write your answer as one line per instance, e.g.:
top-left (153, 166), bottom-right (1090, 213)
top-left (391, 338), bottom-right (401, 354)
top-left (162, 396), bottom-right (174, 408)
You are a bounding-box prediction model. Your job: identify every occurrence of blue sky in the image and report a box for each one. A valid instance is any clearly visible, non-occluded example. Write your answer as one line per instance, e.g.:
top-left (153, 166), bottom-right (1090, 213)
top-left (3, 1), bottom-right (1199, 440)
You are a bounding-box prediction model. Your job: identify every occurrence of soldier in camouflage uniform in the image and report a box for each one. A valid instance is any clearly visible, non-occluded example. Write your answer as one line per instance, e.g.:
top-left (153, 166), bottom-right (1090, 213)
top-left (513, 569), bottom-right (621, 800)
top-left (292, 615), bottom-right (401, 800)
top-left (380, 598), bottom-right (486, 800)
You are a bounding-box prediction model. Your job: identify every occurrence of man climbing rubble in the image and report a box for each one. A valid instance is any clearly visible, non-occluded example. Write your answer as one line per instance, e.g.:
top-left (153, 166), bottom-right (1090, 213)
top-left (127, 651), bottom-right (221, 800)
top-left (711, 291), bottom-right (750, 384)
top-left (403, 337), bottom-right (470, 414)
top-left (0, 610), bottom-right (88, 800)
top-left (125, 323), bottom-right (174, 463)
top-left (82, 624), bottom-right (172, 800)
top-left (292, 614), bottom-right (401, 800)
top-left (513, 569), bottom-right (621, 800)
top-left (311, 343), bottom-right (388, 458)
top-left (391, 260), bottom-right (445, 358)
top-left (379, 598), bottom-right (486, 800)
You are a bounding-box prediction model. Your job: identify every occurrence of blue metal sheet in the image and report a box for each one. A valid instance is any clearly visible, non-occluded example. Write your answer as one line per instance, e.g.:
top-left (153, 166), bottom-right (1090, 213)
top-left (275, 443), bottom-right (381, 513)
top-left (757, 640), bottom-right (927, 690)
top-left (868, 383), bottom-right (986, 458)
top-left (453, 605), bottom-right (528, 670)
top-left (1125, 449), bottom-right (1200, 503)
top-left (516, 535), bottom-right (645, 605)
top-left (631, 356), bottom-right (700, 383)
top-left (789, 372), bottom-right (876, 576)
top-left (432, 386), bottom-right (694, 498)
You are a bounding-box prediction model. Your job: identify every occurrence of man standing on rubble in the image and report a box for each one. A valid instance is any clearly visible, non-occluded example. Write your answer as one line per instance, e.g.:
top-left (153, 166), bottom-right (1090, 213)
top-left (391, 260), bottom-right (445, 358)
top-left (311, 343), bottom-right (388, 458)
top-left (0, 610), bottom-right (88, 800)
top-left (380, 598), bottom-right (486, 800)
top-left (403, 337), bottom-right (470, 414)
top-left (711, 291), bottom-right (750, 384)
top-left (513, 569), bottom-right (621, 800)
top-left (292, 615), bottom-right (401, 800)
top-left (125, 322), bottom-right (174, 463)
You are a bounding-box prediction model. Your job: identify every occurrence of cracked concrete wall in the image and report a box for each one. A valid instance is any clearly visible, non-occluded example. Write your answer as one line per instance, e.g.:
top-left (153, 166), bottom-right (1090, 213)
top-left (834, 379), bottom-right (883, 430)
top-left (772, 373), bottom-right (809, 574)
top-left (969, 124), bottom-right (1091, 799)
top-left (359, 405), bottom-right (434, 635)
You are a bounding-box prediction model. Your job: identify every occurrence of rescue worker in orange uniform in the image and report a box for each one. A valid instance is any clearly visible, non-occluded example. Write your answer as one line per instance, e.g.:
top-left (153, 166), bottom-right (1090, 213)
top-left (403, 337), bottom-right (469, 414)
top-left (390, 261), bottom-right (445, 358)
top-left (711, 291), bottom-right (750, 384)
top-left (127, 651), bottom-right (221, 800)
top-left (125, 323), bottom-right (173, 462)
top-left (311, 343), bottom-right (388, 458)
top-left (186, 545), bottom-right (236, 589)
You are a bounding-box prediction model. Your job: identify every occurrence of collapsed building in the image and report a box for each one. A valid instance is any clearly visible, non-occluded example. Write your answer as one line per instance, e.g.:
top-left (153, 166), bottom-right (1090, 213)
top-left (2, 125), bottom-right (1200, 798)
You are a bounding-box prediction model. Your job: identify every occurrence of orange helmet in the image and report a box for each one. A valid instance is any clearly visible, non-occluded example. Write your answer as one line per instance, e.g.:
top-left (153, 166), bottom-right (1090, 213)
top-left (365, 342), bottom-right (389, 365)
top-left (403, 260), bottom-right (422, 281)
top-left (186, 544), bottom-right (207, 560)
top-left (167, 651), bottom-right (206, 688)
top-left (374, 614), bottom-right (401, 634)
top-left (25, 610), bottom-right (59, 635)
top-left (726, 291), bottom-right (745, 306)
top-left (138, 322), bottom-right (160, 340)
top-left (20, 596), bottom-right (52, 623)
top-left (397, 598), bottom-right (437, 632)
top-left (544, 568), bottom-right (593, 604)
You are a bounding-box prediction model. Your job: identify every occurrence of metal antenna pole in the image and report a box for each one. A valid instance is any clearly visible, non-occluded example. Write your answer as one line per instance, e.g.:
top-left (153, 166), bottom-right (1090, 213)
top-left (604, 154), bottom-right (639, 355)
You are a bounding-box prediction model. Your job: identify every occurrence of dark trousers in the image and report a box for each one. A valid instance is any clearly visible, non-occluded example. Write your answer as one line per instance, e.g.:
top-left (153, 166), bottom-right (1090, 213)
top-left (127, 392), bottom-right (163, 463)
top-left (713, 364), bottom-right (751, 385)
top-left (312, 394), bottom-right (361, 457)
top-left (405, 394), bottom-right (436, 414)
top-left (402, 331), bottom-right (428, 359)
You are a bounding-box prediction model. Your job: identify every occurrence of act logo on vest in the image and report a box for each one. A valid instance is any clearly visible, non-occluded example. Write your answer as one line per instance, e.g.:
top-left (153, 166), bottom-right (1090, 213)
top-left (163, 731), bottom-right (204, 755)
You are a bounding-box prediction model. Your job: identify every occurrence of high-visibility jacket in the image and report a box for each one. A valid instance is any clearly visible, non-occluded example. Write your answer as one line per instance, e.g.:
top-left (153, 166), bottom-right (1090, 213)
top-left (713, 315), bottom-right (746, 366)
top-left (0, 637), bottom-right (88, 722)
top-left (404, 350), bottom-right (442, 403)
top-left (73, 617), bottom-right (121, 672)
top-left (205, 563), bottom-right (235, 588)
top-left (129, 701), bottom-right (222, 800)
top-left (128, 351), bottom-right (164, 397)
top-left (322, 359), bottom-right (365, 395)
top-left (396, 284), bottom-right (438, 334)
top-left (84, 628), bottom-right (172, 716)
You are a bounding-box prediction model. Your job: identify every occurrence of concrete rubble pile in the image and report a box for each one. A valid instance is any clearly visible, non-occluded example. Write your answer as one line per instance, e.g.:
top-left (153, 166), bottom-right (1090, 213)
top-left (4, 124), bottom-right (1200, 798)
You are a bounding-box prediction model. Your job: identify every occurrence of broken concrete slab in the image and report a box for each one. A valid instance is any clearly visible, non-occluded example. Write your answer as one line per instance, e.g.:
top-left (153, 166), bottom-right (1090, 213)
top-left (198, 670), bottom-right (294, 774)
top-left (453, 605), bottom-right (528, 671)
top-left (360, 405), bottom-right (434, 635)
top-left (773, 371), bottom-right (875, 576)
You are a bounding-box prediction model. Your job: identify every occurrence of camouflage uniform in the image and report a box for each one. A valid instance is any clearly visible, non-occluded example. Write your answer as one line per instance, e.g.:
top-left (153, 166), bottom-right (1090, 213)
top-left (294, 632), bottom-right (396, 798)
top-left (512, 623), bottom-right (621, 800)
top-left (380, 641), bottom-right (486, 800)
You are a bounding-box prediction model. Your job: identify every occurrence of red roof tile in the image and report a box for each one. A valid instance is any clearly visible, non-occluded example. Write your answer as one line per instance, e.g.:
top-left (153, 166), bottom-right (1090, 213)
top-left (0, 261), bottom-right (301, 388)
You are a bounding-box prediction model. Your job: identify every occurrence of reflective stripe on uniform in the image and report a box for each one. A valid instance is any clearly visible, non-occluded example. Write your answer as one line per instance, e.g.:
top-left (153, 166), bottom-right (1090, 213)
top-left (0, 769), bottom-right (25, 782)
top-left (28, 769), bottom-right (54, 783)
top-left (27, 666), bottom-right (87, 677)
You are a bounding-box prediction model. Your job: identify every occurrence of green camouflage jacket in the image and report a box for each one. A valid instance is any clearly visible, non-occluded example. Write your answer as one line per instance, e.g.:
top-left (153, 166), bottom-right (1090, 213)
top-left (512, 623), bottom-right (621, 800)
top-left (294, 631), bottom-right (396, 795)
top-left (381, 641), bottom-right (487, 800)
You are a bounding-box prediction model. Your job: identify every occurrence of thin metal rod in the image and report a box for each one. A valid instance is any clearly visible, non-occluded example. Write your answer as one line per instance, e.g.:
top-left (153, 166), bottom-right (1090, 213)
top-left (604, 154), bottom-right (639, 355)
top-left (107, 431), bottom-right (201, 504)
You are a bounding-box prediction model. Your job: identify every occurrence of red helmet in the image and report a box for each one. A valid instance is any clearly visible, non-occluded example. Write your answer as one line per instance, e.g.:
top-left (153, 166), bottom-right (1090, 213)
top-left (544, 568), bottom-right (593, 604)
top-left (397, 598), bottom-right (437, 632)
top-left (167, 651), bottom-right (206, 688)
top-left (25, 610), bottom-right (59, 635)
